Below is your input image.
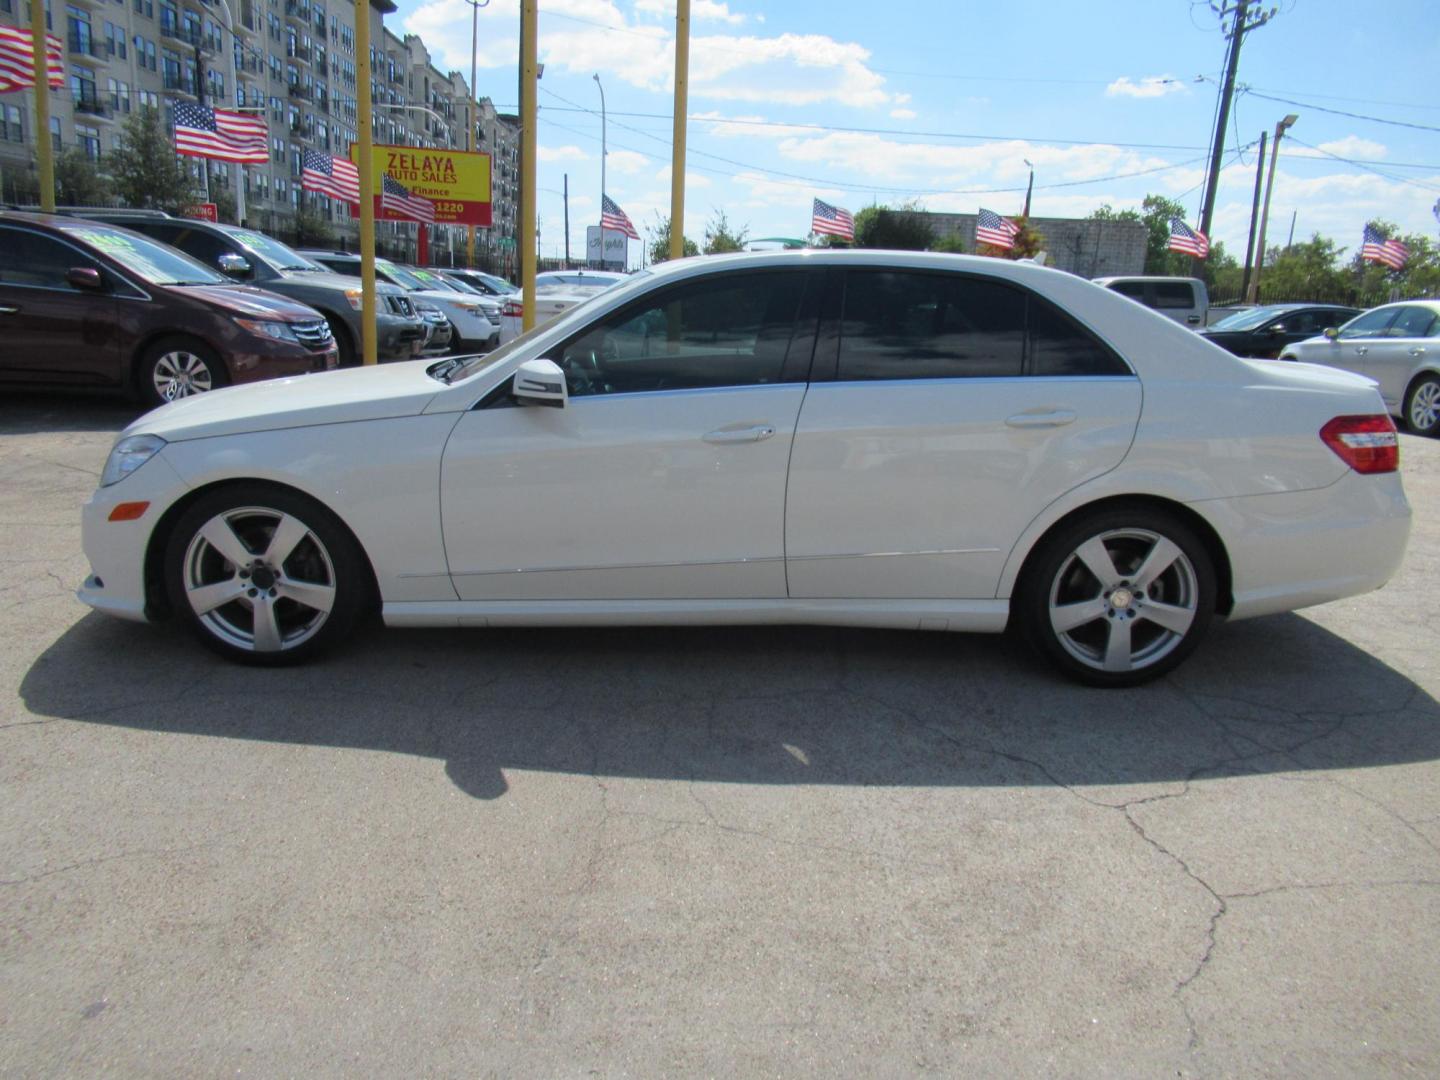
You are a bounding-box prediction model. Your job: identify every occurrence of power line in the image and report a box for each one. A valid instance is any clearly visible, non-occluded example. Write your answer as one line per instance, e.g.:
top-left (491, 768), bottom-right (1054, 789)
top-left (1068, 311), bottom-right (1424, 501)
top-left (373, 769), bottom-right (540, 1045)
top-left (1283, 136), bottom-right (1440, 195)
top-left (1243, 89), bottom-right (1440, 134)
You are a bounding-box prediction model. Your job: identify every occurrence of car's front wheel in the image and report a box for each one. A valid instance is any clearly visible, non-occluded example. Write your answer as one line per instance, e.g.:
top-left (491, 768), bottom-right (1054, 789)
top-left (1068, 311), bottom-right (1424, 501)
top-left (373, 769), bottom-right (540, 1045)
top-left (164, 484), bottom-right (370, 665)
top-left (1017, 507), bottom-right (1217, 687)
top-left (138, 337), bottom-right (227, 407)
top-left (1404, 374), bottom-right (1440, 436)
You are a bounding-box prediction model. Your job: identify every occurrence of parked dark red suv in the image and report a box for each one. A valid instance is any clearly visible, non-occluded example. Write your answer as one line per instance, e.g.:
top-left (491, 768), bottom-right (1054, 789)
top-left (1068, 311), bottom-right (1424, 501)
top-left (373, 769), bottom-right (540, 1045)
top-left (0, 212), bottom-right (338, 405)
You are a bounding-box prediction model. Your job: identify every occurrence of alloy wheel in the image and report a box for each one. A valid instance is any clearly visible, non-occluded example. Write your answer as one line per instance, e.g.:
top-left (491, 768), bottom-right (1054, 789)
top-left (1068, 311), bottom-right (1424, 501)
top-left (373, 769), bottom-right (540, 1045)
top-left (152, 350), bottom-right (215, 400)
top-left (181, 506), bottom-right (337, 653)
top-left (1047, 528), bottom-right (1199, 675)
top-left (1409, 380), bottom-right (1440, 433)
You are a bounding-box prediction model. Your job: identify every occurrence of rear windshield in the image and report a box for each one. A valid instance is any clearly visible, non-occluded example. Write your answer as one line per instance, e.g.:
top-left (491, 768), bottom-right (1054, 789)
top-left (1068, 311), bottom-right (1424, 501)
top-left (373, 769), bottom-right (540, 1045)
top-left (61, 225), bottom-right (227, 285)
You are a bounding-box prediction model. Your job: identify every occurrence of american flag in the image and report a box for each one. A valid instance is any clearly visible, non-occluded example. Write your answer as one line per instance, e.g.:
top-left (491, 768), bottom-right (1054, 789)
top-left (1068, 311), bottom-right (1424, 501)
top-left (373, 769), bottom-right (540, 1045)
top-left (600, 194), bottom-right (640, 240)
top-left (1167, 218), bottom-right (1210, 259)
top-left (811, 198), bottom-right (854, 241)
top-left (381, 173), bottom-right (435, 224)
top-left (1361, 224), bottom-right (1408, 271)
top-left (975, 208), bottom-right (1020, 250)
top-left (172, 101), bottom-right (268, 163)
top-left (301, 149), bottom-right (359, 204)
top-left (0, 26), bottom-right (64, 94)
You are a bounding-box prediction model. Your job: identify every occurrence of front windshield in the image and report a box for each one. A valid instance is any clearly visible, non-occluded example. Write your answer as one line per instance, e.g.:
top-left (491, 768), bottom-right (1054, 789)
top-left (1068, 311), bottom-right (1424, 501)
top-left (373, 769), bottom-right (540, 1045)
top-left (1209, 306), bottom-right (1288, 332)
top-left (408, 267), bottom-right (465, 293)
top-left (375, 258), bottom-right (427, 291)
top-left (62, 225), bottom-right (227, 285)
top-left (222, 227), bottom-right (323, 271)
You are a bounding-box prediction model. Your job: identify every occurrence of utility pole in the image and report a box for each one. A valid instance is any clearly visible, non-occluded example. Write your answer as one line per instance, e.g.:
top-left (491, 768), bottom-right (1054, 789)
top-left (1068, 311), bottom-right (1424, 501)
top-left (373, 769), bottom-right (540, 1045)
top-left (668, 0), bottom-right (690, 261)
top-left (519, 0), bottom-right (537, 330)
top-left (563, 172), bottom-right (570, 268)
top-left (29, 5), bottom-right (54, 212)
top-left (1197, 1), bottom-right (1277, 272)
top-left (1247, 113), bottom-right (1298, 304)
top-left (593, 73), bottom-right (606, 223)
top-left (1240, 129), bottom-right (1266, 301)
top-left (355, 0), bottom-right (378, 364)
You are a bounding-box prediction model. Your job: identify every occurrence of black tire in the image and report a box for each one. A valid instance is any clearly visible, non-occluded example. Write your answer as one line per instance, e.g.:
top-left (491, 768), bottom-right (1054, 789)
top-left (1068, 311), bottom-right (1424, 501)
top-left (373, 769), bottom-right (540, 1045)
top-left (1403, 374), bottom-right (1440, 436)
top-left (136, 337), bottom-right (228, 407)
top-left (324, 315), bottom-right (357, 368)
top-left (1015, 506), bottom-right (1217, 688)
top-left (163, 484), bottom-right (371, 666)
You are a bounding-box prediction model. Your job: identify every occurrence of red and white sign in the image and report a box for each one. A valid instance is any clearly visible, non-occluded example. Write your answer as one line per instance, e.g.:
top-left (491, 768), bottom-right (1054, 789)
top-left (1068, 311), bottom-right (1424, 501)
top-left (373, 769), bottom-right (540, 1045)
top-left (185, 203), bottom-right (219, 223)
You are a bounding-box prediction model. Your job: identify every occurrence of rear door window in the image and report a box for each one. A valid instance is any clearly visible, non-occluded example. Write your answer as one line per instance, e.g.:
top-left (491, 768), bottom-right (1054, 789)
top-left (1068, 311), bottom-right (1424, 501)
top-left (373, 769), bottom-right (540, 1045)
top-left (1152, 282), bottom-right (1197, 310)
top-left (1387, 306), bottom-right (1439, 339)
top-left (838, 271), bottom-right (1025, 380)
top-left (0, 228), bottom-right (98, 290)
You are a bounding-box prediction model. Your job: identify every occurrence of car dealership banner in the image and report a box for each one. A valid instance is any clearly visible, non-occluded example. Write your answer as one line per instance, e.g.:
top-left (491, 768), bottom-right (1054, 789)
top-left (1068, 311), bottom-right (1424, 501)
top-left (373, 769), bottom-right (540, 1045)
top-left (587, 226), bottom-right (628, 269)
top-left (351, 144), bottom-right (493, 226)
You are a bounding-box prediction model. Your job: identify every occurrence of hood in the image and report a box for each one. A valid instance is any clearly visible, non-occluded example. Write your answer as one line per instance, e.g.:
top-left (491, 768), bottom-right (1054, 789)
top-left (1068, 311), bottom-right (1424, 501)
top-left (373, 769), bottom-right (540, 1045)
top-left (125, 360), bottom-right (445, 442)
top-left (171, 283), bottom-right (324, 321)
top-left (281, 269), bottom-right (405, 296)
top-left (411, 288), bottom-right (497, 311)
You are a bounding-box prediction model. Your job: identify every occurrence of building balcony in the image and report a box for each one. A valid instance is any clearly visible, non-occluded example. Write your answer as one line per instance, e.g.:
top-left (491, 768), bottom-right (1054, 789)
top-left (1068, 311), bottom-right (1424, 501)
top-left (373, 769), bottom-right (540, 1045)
top-left (67, 32), bottom-right (107, 65)
top-left (284, 0), bottom-right (311, 26)
top-left (73, 91), bottom-right (112, 119)
top-left (287, 81), bottom-right (312, 100)
top-left (162, 71), bottom-right (197, 96)
top-left (287, 43), bottom-right (311, 64)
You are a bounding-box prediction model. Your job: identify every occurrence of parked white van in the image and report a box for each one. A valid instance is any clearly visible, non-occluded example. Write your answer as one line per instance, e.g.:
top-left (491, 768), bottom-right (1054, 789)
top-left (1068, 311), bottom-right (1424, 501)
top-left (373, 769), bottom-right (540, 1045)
top-left (1093, 276), bottom-right (1209, 329)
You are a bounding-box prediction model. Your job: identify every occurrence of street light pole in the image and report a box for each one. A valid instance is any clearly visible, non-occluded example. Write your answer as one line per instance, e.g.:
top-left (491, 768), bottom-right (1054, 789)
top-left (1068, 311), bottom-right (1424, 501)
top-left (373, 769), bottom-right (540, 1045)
top-left (465, 0), bottom-right (488, 267)
top-left (668, 0), bottom-right (689, 261)
top-left (593, 72), bottom-right (606, 226)
top-left (1246, 113), bottom-right (1298, 304)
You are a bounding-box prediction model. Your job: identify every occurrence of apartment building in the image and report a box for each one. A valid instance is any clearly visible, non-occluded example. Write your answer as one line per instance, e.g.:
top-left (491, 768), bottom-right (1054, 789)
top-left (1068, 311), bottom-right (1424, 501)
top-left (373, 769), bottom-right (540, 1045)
top-left (0, 0), bottom-right (517, 267)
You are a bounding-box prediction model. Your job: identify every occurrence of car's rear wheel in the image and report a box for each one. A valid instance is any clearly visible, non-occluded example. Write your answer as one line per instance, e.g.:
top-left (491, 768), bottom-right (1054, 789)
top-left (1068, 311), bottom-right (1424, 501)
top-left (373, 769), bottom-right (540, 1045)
top-left (138, 337), bottom-right (227, 407)
top-left (164, 485), bottom-right (369, 665)
top-left (1017, 507), bottom-right (1216, 687)
top-left (1404, 374), bottom-right (1440, 436)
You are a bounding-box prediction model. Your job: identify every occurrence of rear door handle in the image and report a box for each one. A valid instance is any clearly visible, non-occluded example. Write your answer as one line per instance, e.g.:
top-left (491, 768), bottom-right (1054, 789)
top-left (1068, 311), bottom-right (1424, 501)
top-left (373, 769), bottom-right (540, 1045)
top-left (1355, 346), bottom-right (1369, 355)
top-left (1005, 409), bottom-right (1077, 429)
top-left (0, 306), bottom-right (17, 314)
top-left (704, 425), bottom-right (775, 444)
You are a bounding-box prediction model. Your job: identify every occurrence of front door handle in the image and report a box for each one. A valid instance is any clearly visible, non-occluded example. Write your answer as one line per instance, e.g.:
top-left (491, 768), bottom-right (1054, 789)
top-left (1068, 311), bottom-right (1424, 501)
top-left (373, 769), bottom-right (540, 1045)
top-left (1411, 347), bottom-right (1427, 357)
top-left (704, 425), bottom-right (775, 444)
top-left (1355, 346), bottom-right (1369, 356)
top-left (0, 305), bottom-right (17, 314)
top-left (1005, 409), bottom-right (1077, 429)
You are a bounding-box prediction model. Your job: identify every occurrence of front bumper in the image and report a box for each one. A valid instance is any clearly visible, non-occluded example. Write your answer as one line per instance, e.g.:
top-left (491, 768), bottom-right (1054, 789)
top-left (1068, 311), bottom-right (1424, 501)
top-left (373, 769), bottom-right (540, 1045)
top-left (226, 342), bottom-right (339, 384)
top-left (376, 314), bottom-right (428, 362)
top-left (77, 452), bottom-right (192, 623)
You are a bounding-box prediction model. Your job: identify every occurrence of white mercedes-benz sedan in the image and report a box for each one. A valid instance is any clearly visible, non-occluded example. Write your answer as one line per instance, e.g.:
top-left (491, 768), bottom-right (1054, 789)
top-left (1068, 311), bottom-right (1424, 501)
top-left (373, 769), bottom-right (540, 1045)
top-left (78, 250), bottom-right (1411, 686)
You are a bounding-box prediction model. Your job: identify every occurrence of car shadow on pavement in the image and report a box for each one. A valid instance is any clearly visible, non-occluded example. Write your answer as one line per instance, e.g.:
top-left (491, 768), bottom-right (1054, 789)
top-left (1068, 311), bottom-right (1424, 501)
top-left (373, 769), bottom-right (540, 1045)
top-left (20, 609), bottom-right (1440, 801)
top-left (0, 392), bottom-right (146, 435)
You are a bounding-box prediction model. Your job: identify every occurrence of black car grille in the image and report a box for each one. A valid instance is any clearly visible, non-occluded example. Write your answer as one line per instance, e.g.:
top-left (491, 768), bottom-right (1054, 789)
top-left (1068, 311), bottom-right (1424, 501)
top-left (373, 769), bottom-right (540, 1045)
top-left (386, 295), bottom-right (415, 318)
top-left (291, 319), bottom-right (334, 351)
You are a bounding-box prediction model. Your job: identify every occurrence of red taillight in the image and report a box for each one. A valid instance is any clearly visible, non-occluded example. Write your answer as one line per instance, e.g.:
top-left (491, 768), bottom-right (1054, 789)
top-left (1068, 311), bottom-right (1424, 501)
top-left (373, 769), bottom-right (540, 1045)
top-left (501, 298), bottom-right (523, 318)
top-left (1320, 414), bottom-right (1399, 474)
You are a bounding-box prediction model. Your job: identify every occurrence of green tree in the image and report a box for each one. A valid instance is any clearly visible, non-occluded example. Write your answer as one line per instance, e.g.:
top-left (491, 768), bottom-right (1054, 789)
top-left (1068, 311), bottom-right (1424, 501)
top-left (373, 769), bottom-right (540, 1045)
top-left (210, 185), bottom-right (237, 225)
top-left (1346, 220), bottom-right (1440, 301)
top-left (929, 233), bottom-right (966, 254)
top-left (293, 203), bottom-right (336, 247)
top-left (977, 214), bottom-right (1045, 261)
top-left (702, 209), bottom-right (748, 254)
top-left (1137, 193), bottom-right (1193, 275)
top-left (647, 211), bottom-right (698, 263)
top-left (108, 106), bottom-right (198, 213)
top-left (1258, 234), bottom-right (1354, 301)
top-left (852, 202), bottom-right (934, 250)
top-left (53, 148), bottom-right (112, 207)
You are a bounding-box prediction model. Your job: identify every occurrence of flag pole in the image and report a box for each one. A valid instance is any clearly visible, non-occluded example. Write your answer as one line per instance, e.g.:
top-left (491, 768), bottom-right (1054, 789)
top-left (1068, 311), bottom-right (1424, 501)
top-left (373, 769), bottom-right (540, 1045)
top-left (668, 0), bottom-right (689, 261)
top-left (29, 13), bottom-right (54, 212)
top-left (355, 0), bottom-right (378, 364)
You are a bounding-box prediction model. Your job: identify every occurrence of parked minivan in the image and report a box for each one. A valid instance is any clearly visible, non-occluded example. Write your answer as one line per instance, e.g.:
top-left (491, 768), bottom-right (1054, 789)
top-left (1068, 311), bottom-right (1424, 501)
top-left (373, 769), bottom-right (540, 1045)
top-left (0, 211), bottom-right (338, 404)
top-left (1092, 276), bottom-right (1209, 329)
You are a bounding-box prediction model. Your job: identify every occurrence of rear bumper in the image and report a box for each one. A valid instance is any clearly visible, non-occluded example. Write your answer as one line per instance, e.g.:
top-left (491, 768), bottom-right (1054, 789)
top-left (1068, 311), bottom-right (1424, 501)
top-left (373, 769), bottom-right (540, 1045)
top-left (1197, 469), bottom-right (1412, 621)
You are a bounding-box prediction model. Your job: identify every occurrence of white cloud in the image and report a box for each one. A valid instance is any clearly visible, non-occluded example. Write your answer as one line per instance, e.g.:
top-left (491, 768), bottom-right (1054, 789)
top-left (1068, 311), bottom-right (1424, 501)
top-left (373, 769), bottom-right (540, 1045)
top-left (1290, 135), bottom-right (1388, 161)
top-left (890, 108), bottom-right (917, 120)
top-left (633, 0), bottom-right (747, 23)
top-left (605, 149), bottom-right (651, 175)
top-left (538, 145), bottom-right (589, 162)
top-left (1105, 75), bottom-right (1186, 99)
top-left (653, 164), bottom-right (714, 188)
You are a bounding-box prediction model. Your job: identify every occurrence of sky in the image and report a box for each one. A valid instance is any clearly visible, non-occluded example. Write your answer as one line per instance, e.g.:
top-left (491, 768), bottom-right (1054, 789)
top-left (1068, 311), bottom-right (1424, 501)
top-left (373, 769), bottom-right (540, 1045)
top-left (392, 0), bottom-right (1440, 269)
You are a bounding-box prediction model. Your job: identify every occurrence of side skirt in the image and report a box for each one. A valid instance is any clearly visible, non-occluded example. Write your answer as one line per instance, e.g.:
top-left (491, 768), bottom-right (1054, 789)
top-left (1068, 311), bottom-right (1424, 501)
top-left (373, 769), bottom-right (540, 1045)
top-left (382, 598), bottom-right (1010, 633)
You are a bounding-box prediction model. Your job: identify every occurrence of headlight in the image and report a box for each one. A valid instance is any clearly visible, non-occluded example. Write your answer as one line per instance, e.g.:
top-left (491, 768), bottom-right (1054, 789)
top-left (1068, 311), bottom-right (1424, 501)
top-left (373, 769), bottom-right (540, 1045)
top-left (234, 317), bottom-right (300, 343)
top-left (101, 434), bottom-right (167, 487)
top-left (453, 302), bottom-right (486, 314)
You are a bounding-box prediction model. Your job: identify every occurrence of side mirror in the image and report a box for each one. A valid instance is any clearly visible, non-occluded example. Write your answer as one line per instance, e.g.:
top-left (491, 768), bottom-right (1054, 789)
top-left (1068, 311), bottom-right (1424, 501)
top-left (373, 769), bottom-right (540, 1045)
top-left (1323, 327), bottom-right (1340, 340)
top-left (67, 266), bottom-right (103, 290)
top-left (218, 253), bottom-right (252, 278)
top-left (1267, 323), bottom-right (1287, 335)
top-left (512, 357), bottom-right (567, 409)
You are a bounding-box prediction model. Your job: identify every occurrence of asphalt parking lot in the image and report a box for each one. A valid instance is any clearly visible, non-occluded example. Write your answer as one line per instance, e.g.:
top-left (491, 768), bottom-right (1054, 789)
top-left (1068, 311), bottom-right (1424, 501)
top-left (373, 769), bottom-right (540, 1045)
top-left (2, 392), bottom-right (1438, 1077)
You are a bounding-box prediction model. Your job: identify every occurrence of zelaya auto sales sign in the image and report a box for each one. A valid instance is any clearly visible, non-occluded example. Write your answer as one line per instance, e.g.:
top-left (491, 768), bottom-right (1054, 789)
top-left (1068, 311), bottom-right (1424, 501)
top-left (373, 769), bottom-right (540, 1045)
top-left (350, 144), bottom-right (493, 226)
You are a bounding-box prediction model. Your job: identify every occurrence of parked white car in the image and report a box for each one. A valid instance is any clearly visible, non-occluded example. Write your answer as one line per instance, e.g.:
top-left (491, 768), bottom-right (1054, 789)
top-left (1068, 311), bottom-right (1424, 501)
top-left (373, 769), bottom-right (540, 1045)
top-left (1279, 300), bottom-right (1440, 436)
top-left (78, 251), bottom-right (1410, 686)
top-left (499, 269), bottom-right (628, 343)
